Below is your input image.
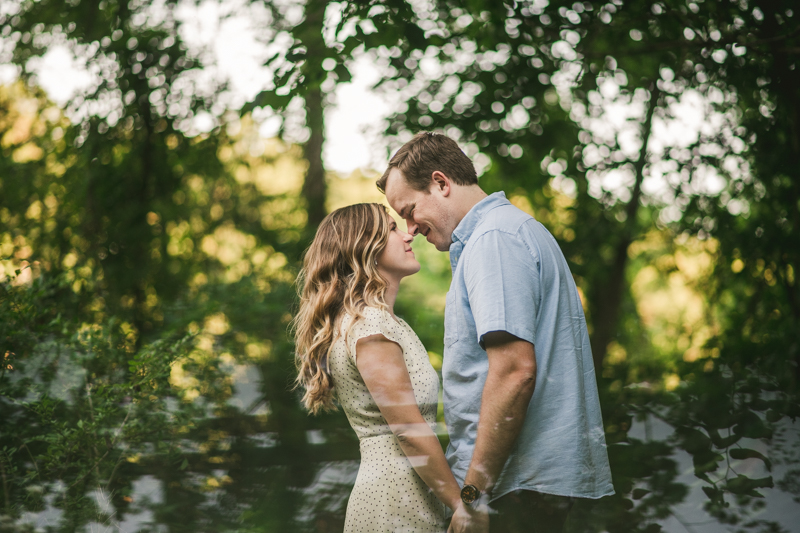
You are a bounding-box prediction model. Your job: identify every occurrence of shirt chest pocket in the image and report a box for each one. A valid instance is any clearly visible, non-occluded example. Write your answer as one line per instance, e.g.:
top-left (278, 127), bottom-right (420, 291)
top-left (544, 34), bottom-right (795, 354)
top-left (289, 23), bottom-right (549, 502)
top-left (444, 290), bottom-right (459, 348)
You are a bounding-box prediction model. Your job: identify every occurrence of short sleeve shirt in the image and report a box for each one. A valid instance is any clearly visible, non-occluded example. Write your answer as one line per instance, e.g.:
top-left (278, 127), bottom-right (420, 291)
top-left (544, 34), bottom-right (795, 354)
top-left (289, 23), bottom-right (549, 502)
top-left (443, 192), bottom-right (614, 500)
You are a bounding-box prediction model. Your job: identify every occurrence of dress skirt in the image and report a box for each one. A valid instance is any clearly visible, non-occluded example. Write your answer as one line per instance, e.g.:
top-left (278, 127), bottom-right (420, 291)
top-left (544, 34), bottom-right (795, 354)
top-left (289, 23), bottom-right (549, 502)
top-left (344, 434), bottom-right (446, 533)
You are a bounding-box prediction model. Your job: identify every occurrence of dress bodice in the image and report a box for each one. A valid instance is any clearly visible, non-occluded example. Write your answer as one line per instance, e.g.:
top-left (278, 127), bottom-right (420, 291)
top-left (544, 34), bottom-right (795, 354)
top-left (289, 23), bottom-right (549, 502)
top-left (328, 306), bottom-right (440, 440)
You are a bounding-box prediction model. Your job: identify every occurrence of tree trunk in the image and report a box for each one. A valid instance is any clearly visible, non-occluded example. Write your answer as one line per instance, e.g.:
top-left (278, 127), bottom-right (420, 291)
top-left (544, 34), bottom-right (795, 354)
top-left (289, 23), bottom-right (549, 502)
top-left (590, 85), bottom-right (660, 371)
top-left (303, 86), bottom-right (327, 229)
top-left (300, 0), bottom-right (328, 229)
top-left (763, 7), bottom-right (800, 384)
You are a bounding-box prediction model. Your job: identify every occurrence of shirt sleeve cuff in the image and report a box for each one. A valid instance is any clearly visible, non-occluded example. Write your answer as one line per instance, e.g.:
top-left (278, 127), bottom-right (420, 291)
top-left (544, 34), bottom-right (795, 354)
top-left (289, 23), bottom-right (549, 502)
top-left (477, 322), bottom-right (536, 350)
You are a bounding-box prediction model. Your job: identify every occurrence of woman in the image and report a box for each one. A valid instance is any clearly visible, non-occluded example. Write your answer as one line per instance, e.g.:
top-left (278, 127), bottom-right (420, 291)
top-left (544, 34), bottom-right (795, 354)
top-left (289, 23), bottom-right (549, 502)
top-left (293, 203), bottom-right (461, 532)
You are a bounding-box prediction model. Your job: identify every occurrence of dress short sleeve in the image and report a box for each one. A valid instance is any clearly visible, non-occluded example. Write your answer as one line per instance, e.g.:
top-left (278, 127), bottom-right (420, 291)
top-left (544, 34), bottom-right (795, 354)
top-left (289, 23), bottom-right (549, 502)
top-left (344, 306), bottom-right (404, 362)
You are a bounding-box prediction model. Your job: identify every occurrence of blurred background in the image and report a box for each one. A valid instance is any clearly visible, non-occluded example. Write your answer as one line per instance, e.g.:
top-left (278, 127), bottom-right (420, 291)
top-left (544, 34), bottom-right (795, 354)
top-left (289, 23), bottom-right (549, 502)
top-left (1, 0), bottom-right (799, 531)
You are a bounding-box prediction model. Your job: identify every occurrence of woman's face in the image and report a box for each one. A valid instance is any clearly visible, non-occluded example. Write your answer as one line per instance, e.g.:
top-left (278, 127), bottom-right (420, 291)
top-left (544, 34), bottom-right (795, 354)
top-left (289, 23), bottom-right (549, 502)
top-left (376, 217), bottom-right (420, 282)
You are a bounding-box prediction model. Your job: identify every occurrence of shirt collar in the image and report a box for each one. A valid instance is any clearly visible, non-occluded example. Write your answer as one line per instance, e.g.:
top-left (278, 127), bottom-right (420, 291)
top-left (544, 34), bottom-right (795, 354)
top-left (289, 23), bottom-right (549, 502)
top-left (451, 191), bottom-right (510, 247)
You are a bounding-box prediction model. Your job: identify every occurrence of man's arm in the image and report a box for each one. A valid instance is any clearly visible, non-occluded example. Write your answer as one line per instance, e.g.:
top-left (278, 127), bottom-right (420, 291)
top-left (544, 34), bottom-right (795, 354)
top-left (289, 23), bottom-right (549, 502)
top-left (449, 227), bottom-right (540, 533)
top-left (448, 331), bottom-right (536, 533)
top-left (464, 330), bottom-right (536, 492)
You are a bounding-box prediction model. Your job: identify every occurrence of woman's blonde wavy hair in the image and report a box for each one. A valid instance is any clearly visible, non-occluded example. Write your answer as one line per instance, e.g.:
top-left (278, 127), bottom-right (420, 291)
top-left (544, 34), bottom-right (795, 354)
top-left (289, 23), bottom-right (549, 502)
top-left (293, 203), bottom-right (393, 414)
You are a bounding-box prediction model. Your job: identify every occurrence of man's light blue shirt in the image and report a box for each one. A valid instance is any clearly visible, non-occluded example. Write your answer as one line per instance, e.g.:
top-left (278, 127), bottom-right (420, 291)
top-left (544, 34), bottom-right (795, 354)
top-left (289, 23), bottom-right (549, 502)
top-left (443, 192), bottom-right (614, 500)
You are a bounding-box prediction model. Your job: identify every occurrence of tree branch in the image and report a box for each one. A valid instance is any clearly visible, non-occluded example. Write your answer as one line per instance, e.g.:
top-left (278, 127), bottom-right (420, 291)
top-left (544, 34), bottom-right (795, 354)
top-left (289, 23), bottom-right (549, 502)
top-left (584, 28), bottom-right (800, 59)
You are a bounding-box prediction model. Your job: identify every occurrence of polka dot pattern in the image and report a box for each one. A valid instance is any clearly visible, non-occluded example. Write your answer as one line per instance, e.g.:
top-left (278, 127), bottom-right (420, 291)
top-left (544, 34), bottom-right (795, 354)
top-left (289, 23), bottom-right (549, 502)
top-left (329, 307), bottom-right (446, 532)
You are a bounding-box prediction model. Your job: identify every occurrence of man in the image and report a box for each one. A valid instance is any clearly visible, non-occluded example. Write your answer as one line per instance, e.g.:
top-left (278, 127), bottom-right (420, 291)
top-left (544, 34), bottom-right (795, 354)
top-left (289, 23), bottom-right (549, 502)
top-left (377, 132), bottom-right (614, 533)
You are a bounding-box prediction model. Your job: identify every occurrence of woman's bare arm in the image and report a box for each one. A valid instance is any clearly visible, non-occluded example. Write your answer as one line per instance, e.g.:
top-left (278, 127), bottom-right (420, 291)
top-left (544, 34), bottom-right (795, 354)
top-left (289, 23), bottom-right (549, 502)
top-left (356, 334), bottom-right (461, 510)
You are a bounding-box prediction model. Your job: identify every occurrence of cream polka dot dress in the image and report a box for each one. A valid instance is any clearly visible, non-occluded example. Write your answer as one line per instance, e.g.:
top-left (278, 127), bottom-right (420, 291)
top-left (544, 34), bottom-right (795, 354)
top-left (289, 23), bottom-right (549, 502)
top-left (329, 306), bottom-right (446, 533)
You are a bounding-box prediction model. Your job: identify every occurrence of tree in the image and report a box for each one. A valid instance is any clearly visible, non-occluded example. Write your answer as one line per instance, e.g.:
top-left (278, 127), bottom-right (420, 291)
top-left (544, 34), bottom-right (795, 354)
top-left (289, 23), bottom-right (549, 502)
top-left (1, 2), bottom-right (333, 530)
top-left (3, 0), bottom-right (230, 339)
top-left (0, 85), bottom-right (336, 530)
top-left (357, 0), bottom-right (799, 528)
top-left (245, 0), bottom-right (430, 228)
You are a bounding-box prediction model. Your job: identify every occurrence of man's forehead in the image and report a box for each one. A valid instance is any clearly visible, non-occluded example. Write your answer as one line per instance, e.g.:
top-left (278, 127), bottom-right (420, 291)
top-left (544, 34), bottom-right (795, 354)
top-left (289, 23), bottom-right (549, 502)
top-left (384, 168), bottom-right (406, 192)
top-left (384, 170), bottom-right (413, 210)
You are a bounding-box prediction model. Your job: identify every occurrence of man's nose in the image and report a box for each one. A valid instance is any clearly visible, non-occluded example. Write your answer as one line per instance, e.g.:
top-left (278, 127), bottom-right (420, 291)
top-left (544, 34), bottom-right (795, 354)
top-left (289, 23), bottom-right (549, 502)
top-left (406, 221), bottom-right (420, 235)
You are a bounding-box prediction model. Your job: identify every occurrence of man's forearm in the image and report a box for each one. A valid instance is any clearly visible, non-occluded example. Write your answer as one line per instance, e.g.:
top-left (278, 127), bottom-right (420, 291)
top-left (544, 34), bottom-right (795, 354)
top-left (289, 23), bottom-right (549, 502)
top-left (463, 336), bottom-right (536, 494)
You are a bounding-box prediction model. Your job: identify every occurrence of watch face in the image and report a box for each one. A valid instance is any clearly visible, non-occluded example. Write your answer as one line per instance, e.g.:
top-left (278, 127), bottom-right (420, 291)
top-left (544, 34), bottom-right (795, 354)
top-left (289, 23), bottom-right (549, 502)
top-left (461, 485), bottom-right (480, 504)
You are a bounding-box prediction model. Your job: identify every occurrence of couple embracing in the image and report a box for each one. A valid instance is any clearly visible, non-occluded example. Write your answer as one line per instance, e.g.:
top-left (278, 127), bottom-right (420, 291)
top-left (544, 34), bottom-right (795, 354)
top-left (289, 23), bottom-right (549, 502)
top-left (294, 133), bottom-right (614, 533)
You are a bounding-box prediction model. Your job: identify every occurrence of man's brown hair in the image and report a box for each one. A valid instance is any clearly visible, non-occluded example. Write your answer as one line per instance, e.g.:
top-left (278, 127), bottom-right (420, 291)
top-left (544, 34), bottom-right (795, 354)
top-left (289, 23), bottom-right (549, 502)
top-left (376, 132), bottom-right (478, 193)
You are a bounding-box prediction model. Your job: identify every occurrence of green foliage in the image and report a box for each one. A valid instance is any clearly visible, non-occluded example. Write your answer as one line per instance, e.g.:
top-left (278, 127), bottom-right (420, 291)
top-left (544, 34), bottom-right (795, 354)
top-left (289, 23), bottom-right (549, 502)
top-left (2, 0), bottom-right (800, 531)
top-left (1, 1), bottom-right (330, 524)
top-left (0, 273), bottom-right (192, 525)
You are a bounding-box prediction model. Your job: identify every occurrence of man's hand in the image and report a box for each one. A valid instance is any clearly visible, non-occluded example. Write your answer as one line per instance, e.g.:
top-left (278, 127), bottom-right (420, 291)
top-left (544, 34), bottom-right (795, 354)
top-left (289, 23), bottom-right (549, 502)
top-left (447, 502), bottom-right (490, 533)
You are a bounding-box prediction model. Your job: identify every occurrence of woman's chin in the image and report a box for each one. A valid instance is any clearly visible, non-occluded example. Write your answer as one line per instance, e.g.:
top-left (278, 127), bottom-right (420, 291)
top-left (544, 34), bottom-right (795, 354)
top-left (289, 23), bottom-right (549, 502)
top-left (401, 263), bottom-right (422, 278)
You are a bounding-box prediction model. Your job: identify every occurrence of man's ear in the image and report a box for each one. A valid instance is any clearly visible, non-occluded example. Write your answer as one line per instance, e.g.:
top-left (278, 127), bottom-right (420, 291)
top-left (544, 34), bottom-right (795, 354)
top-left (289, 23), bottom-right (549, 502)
top-left (431, 171), bottom-right (451, 197)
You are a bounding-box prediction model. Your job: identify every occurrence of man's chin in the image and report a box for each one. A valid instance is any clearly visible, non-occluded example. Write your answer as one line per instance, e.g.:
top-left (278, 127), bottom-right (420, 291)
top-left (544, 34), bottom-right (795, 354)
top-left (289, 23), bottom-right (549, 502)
top-left (424, 234), bottom-right (450, 252)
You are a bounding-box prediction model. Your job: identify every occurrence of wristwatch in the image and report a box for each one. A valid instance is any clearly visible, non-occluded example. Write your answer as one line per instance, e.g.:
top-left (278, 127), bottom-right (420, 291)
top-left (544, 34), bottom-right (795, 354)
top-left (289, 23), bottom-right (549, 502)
top-left (460, 484), bottom-right (482, 505)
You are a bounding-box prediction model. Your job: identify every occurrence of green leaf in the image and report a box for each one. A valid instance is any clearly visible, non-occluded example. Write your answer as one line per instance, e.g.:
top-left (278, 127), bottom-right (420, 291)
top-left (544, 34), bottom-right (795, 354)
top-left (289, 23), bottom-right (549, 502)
top-left (693, 449), bottom-right (724, 475)
top-left (334, 63), bottom-right (352, 84)
top-left (733, 411), bottom-right (772, 439)
top-left (729, 448), bottom-right (772, 471)
top-left (707, 428), bottom-right (741, 449)
top-left (702, 485), bottom-right (722, 502)
top-left (678, 428), bottom-right (712, 454)
top-left (725, 475), bottom-right (773, 495)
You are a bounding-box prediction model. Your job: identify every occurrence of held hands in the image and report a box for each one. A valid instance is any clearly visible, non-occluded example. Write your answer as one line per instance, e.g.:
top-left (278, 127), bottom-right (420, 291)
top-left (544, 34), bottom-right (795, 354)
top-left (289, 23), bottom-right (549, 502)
top-left (447, 501), bottom-right (490, 533)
